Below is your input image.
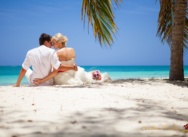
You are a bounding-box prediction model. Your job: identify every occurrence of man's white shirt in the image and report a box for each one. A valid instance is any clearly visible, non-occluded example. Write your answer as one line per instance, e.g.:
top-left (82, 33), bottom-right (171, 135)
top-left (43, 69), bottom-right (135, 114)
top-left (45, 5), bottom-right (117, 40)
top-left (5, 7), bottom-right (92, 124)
top-left (22, 45), bottom-right (61, 86)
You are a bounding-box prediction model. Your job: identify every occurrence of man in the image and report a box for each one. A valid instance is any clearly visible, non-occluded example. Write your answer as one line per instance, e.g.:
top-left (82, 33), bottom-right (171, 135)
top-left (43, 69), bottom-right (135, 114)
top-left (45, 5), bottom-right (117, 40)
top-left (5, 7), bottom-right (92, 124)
top-left (15, 33), bottom-right (77, 87)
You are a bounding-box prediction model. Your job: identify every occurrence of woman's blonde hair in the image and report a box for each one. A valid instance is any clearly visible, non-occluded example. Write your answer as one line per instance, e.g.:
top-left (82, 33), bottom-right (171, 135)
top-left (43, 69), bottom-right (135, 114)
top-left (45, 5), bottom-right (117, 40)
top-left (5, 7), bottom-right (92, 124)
top-left (53, 33), bottom-right (68, 48)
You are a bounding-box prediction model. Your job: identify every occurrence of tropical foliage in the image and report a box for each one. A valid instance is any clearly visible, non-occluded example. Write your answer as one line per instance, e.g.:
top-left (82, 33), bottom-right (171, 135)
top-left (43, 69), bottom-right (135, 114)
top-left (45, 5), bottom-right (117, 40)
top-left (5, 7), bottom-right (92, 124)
top-left (81, 0), bottom-right (122, 45)
top-left (157, 0), bottom-right (187, 80)
top-left (157, 0), bottom-right (188, 48)
top-left (81, 0), bottom-right (188, 80)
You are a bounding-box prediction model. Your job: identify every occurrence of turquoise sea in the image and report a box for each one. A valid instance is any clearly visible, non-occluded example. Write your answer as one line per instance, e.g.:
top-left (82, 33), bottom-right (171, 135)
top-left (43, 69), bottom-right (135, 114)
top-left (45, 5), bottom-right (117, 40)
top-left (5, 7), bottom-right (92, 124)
top-left (0, 66), bottom-right (188, 86)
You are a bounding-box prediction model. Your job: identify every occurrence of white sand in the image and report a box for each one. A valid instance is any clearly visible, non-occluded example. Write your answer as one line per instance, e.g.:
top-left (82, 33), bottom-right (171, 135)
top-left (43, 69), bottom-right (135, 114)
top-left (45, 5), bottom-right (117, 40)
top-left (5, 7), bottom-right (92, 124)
top-left (0, 79), bottom-right (188, 137)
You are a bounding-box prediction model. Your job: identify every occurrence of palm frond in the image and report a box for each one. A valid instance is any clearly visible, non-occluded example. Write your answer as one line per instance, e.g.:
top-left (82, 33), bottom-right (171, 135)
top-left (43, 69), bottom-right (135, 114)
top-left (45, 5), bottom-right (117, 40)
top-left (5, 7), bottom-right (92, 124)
top-left (157, 0), bottom-right (188, 48)
top-left (81, 0), bottom-right (122, 46)
top-left (157, 0), bottom-right (173, 45)
top-left (114, 0), bottom-right (123, 7)
top-left (184, 17), bottom-right (188, 49)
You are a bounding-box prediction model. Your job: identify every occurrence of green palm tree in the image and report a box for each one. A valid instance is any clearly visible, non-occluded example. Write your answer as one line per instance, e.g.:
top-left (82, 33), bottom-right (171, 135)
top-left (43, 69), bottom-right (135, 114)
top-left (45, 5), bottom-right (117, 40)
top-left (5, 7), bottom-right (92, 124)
top-left (157, 0), bottom-right (187, 80)
top-left (81, 0), bottom-right (188, 81)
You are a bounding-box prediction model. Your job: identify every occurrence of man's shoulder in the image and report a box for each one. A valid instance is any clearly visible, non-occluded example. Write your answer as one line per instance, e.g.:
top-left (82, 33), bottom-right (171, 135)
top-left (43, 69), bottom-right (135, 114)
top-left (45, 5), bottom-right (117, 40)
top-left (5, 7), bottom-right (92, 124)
top-left (28, 45), bottom-right (41, 51)
top-left (40, 45), bottom-right (55, 51)
top-left (28, 46), bottom-right (55, 53)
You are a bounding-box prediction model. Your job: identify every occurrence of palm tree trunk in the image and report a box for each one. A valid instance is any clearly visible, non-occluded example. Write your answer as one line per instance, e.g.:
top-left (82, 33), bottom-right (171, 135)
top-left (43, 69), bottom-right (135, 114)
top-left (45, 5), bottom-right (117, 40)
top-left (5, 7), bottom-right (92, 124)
top-left (170, 0), bottom-right (187, 81)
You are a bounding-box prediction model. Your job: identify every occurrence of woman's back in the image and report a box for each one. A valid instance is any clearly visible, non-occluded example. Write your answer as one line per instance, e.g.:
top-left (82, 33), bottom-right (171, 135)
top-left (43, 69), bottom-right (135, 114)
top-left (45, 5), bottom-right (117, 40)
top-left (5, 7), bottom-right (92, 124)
top-left (56, 47), bottom-right (75, 61)
top-left (54, 47), bottom-right (76, 85)
top-left (60, 58), bottom-right (75, 65)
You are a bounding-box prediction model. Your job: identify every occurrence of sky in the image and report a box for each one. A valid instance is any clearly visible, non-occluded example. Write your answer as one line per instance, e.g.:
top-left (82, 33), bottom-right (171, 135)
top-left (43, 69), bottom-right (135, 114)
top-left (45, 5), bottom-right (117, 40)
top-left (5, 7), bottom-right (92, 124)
top-left (0, 0), bottom-right (188, 66)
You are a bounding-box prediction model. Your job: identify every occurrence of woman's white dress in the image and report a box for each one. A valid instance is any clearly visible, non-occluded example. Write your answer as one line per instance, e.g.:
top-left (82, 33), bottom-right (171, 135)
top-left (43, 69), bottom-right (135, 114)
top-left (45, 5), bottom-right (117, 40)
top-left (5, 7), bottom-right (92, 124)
top-left (54, 58), bottom-right (111, 85)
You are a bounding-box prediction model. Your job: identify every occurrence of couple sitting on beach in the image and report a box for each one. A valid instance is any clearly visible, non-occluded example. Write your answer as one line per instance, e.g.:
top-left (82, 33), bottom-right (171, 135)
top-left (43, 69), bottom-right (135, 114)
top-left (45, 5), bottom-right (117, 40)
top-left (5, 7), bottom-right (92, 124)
top-left (15, 33), bottom-right (111, 87)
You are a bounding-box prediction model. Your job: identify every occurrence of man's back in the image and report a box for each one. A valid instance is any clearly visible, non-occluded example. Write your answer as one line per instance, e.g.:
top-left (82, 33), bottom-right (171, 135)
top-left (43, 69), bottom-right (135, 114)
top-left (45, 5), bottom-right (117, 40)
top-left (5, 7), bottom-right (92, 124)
top-left (22, 45), bottom-right (60, 85)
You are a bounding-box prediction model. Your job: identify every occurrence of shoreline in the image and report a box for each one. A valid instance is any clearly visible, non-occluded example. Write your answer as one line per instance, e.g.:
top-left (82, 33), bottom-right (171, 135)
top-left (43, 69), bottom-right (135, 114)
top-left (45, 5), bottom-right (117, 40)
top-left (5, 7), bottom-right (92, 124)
top-left (1, 77), bottom-right (188, 87)
top-left (0, 79), bottom-right (188, 137)
top-left (1, 65), bottom-right (188, 86)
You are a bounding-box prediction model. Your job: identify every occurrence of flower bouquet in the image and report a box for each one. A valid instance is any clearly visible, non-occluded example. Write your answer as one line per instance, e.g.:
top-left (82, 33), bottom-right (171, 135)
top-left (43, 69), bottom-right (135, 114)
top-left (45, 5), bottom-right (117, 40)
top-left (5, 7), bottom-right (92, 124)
top-left (92, 70), bottom-right (102, 80)
top-left (184, 123), bottom-right (188, 130)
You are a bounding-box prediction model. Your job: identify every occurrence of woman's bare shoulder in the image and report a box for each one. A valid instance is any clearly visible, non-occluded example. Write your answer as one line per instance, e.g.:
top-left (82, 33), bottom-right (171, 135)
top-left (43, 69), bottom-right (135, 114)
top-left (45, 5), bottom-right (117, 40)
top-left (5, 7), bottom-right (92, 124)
top-left (67, 47), bottom-right (75, 50)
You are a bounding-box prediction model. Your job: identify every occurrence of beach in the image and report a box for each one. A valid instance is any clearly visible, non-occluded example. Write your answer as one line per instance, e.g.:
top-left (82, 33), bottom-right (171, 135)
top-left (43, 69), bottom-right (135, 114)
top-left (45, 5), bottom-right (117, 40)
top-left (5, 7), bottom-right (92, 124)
top-left (0, 79), bottom-right (188, 137)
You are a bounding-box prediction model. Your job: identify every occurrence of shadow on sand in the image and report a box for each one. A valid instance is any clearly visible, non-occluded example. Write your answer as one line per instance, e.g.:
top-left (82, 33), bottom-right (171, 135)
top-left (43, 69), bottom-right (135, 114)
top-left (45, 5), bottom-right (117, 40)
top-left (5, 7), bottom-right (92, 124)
top-left (1, 98), bottom-right (187, 137)
top-left (112, 78), bottom-right (188, 88)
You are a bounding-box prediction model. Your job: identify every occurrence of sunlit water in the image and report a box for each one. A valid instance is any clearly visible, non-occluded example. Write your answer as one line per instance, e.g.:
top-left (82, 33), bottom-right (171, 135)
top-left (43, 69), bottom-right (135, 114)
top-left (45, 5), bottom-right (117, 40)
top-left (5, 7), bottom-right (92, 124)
top-left (0, 66), bottom-right (188, 86)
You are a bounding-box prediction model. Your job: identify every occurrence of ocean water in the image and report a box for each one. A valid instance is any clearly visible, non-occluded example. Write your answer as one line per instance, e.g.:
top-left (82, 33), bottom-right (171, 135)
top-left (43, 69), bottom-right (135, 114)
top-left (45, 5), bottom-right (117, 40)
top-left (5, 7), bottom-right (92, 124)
top-left (0, 66), bottom-right (188, 86)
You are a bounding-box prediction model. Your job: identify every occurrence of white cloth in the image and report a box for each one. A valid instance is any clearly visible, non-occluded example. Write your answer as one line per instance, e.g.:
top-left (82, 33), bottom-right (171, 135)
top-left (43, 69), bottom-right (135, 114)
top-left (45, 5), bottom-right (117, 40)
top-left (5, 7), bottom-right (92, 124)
top-left (22, 45), bottom-right (61, 86)
top-left (54, 58), bottom-right (111, 85)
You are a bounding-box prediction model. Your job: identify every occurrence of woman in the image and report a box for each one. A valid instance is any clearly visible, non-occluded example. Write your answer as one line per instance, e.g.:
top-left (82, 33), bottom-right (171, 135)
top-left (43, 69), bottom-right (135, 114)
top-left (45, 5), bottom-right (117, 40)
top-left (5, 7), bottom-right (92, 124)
top-left (34, 33), bottom-right (111, 85)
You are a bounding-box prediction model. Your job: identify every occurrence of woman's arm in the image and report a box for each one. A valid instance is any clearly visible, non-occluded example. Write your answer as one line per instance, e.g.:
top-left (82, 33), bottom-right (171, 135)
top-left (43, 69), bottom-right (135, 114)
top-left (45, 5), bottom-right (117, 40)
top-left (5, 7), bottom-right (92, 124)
top-left (59, 63), bottom-right (78, 71)
top-left (33, 64), bottom-right (77, 85)
top-left (33, 68), bottom-right (58, 85)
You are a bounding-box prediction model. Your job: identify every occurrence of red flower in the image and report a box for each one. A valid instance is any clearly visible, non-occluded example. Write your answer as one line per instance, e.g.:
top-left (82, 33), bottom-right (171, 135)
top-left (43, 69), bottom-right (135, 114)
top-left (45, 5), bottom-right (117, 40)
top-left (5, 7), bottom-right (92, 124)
top-left (184, 123), bottom-right (188, 130)
top-left (92, 70), bottom-right (101, 80)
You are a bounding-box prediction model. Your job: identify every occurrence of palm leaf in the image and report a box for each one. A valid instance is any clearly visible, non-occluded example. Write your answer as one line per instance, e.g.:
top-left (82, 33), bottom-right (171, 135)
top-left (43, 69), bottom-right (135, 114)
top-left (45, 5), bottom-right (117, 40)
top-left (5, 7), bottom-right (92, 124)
top-left (157, 0), bottom-right (173, 45)
top-left (157, 0), bottom-right (188, 48)
top-left (81, 0), bottom-right (122, 46)
top-left (184, 10), bottom-right (188, 49)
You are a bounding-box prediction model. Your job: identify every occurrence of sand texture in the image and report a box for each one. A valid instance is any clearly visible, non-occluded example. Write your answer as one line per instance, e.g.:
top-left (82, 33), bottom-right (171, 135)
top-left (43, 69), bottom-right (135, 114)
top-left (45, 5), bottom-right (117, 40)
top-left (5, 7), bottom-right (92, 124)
top-left (0, 79), bottom-right (188, 137)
